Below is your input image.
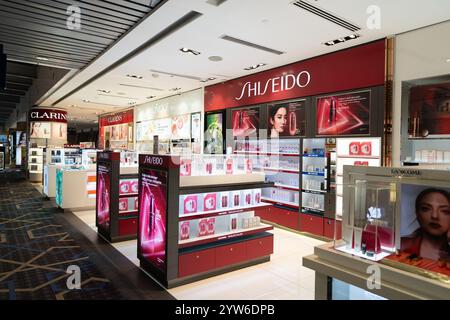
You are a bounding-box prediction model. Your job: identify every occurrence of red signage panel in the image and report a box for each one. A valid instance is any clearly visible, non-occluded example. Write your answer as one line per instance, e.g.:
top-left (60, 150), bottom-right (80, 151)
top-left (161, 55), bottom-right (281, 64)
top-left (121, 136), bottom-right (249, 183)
top-left (28, 108), bottom-right (67, 123)
top-left (205, 40), bottom-right (386, 111)
top-left (99, 109), bottom-right (134, 127)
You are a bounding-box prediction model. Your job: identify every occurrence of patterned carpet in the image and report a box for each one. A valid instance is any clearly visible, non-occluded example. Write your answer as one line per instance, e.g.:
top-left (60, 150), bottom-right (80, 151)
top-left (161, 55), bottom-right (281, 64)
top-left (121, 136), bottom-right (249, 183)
top-left (0, 170), bottom-right (127, 300)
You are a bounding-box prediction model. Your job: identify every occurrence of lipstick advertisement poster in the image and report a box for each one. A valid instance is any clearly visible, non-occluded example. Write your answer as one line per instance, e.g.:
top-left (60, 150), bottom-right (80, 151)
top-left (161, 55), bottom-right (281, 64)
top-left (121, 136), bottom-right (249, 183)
top-left (96, 164), bottom-right (111, 232)
top-left (408, 82), bottom-right (450, 138)
top-left (232, 107), bottom-right (259, 137)
top-left (139, 168), bottom-right (167, 274)
top-left (317, 91), bottom-right (370, 136)
top-left (268, 100), bottom-right (306, 137)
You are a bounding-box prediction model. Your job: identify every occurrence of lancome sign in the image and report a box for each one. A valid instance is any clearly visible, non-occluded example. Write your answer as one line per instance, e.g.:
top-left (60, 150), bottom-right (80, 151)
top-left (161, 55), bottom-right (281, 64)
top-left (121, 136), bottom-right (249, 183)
top-left (29, 108), bottom-right (67, 123)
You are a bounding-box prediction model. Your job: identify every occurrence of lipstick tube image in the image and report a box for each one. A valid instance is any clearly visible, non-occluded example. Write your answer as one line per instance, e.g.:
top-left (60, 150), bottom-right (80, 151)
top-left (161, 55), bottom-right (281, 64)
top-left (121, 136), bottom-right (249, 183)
top-left (289, 111), bottom-right (297, 136)
top-left (329, 98), bottom-right (336, 124)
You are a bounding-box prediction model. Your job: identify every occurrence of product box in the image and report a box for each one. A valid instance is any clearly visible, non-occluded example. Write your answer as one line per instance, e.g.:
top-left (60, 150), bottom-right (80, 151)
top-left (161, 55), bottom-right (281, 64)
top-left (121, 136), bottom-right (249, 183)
top-left (204, 158), bottom-right (216, 175)
top-left (130, 180), bottom-right (138, 193)
top-left (181, 195), bottom-right (198, 214)
top-left (360, 141), bottom-right (372, 156)
top-left (134, 198), bottom-right (139, 211)
top-left (242, 189), bottom-right (253, 206)
top-left (203, 193), bottom-right (217, 212)
top-left (119, 198), bottom-right (128, 211)
top-left (198, 219), bottom-right (208, 237)
top-left (219, 192), bottom-right (230, 210)
top-left (349, 142), bottom-right (360, 156)
top-left (229, 214), bottom-right (238, 231)
top-left (119, 180), bottom-right (131, 194)
top-left (180, 221), bottom-right (190, 240)
top-left (225, 157), bottom-right (234, 175)
top-left (207, 218), bottom-right (216, 235)
top-left (180, 159), bottom-right (192, 176)
top-left (232, 191), bottom-right (241, 208)
top-left (253, 189), bottom-right (261, 204)
top-left (245, 158), bottom-right (253, 174)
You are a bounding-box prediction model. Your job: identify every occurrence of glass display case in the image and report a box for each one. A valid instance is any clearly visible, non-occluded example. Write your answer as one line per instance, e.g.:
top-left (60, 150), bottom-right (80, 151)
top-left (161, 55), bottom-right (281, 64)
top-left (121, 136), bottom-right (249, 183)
top-left (63, 148), bottom-right (82, 166)
top-left (29, 147), bottom-right (44, 174)
top-left (120, 150), bottom-right (138, 166)
top-left (336, 177), bottom-right (396, 261)
top-left (81, 149), bottom-right (99, 167)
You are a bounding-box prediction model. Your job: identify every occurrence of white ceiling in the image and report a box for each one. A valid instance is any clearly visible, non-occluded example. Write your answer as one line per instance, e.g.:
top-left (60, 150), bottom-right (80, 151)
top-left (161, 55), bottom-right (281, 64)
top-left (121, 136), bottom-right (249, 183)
top-left (38, 0), bottom-right (450, 126)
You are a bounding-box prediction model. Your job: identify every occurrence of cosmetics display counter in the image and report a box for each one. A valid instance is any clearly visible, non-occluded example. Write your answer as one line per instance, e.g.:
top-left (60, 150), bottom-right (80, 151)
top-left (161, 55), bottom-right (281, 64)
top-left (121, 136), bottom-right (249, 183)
top-left (303, 166), bottom-right (450, 300)
top-left (29, 147), bottom-right (44, 182)
top-left (55, 166), bottom-right (96, 211)
top-left (137, 154), bottom-right (275, 288)
top-left (96, 151), bottom-right (139, 243)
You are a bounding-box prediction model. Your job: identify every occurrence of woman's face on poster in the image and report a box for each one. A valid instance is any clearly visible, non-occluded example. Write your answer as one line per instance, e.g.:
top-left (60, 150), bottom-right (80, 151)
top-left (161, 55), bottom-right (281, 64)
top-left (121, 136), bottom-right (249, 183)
top-left (416, 191), bottom-right (450, 237)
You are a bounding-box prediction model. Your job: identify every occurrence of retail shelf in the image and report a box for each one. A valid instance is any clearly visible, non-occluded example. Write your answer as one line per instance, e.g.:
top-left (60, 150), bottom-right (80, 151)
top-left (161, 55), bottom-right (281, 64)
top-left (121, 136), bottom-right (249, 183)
top-left (261, 197), bottom-right (299, 209)
top-left (274, 183), bottom-right (300, 191)
top-left (234, 151), bottom-right (300, 157)
top-left (302, 189), bottom-right (326, 194)
top-left (337, 155), bottom-right (380, 159)
top-left (119, 210), bottom-right (138, 215)
top-left (179, 203), bottom-right (272, 221)
top-left (302, 171), bottom-right (325, 177)
top-left (119, 193), bottom-right (138, 197)
top-left (261, 167), bottom-right (299, 174)
top-left (178, 223), bottom-right (273, 249)
top-left (302, 206), bottom-right (324, 213)
top-left (179, 181), bottom-right (274, 195)
top-left (302, 154), bottom-right (325, 158)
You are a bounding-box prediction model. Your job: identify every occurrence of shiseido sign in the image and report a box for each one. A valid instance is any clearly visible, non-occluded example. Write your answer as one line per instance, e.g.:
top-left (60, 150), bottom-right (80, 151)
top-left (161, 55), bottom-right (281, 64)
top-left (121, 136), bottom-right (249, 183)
top-left (235, 71), bottom-right (311, 101)
top-left (139, 154), bottom-right (176, 169)
top-left (29, 108), bottom-right (67, 123)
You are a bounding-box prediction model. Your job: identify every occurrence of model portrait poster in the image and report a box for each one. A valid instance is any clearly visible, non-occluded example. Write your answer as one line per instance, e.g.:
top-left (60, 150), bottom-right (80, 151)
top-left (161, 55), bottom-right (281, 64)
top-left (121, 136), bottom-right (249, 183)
top-left (171, 114), bottom-right (190, 140)
top-left (268, 100), bottom-right (306, 137)
top-left (400, 184), bottom-right (450, 270)
top-left (29, 122), bottom-right (51, 139)
top-left (51, 122), bottom-right (67, 140)
top-left (408, 82), bottom-right (450, 139)
top-left (232, 107), bottom-right (259, 137)
top-left (317, 91), bottom-right (371, 136)
top-left (139, 168), bottom-right (168, 274)
top-left (204, 112), bottom-right (223, 154)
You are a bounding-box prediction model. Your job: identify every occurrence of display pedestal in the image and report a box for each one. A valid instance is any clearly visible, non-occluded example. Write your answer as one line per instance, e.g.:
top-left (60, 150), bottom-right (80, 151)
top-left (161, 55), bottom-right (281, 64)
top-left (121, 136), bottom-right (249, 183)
top-left (43, 164), bottom-right (60, 198)
top-left (138, 154), bottom-right (275, 289)
top-left (55, 168), bottom-right (96, 211)
top-left (303, 242), bottom-right (450, 300)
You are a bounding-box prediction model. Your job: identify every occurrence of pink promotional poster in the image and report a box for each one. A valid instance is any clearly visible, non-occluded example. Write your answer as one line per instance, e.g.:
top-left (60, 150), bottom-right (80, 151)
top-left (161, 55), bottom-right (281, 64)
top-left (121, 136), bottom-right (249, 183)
top-left (96, 165), bottom-right (110, 231)
top-left (139, 169), bottom-right (167, 274)
top-left (232, 107), bottom-right (259, 137)
top-left (317, 91), bottom-right (371, 136)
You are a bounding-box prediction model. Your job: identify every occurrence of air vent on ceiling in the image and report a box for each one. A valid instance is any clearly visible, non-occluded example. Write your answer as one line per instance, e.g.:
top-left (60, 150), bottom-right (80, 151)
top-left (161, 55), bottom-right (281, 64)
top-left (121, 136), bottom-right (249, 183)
top-left (119, 84), bottom-right (165, 91)
top-left (150, 69), bottom-right (202, 81)
top-left (292, 1), bottom-right (361, 32)
top-left (219, 35), bottom-right (285, 55)
top-left (97, 93), bottom-right (138, 100)
top-left (206, 0), bottom-right (228, 6)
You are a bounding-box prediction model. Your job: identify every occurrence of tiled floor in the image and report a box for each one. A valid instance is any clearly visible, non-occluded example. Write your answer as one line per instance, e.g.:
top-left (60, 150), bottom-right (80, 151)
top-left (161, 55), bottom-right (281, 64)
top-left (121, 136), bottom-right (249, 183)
top-left (72, 209), bottom-right (325, 300)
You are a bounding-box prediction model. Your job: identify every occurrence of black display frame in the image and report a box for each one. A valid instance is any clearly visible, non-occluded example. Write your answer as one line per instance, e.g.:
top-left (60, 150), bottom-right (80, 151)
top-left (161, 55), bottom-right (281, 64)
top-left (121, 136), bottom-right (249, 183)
top-left (204, 110), bottom-right (226, 154)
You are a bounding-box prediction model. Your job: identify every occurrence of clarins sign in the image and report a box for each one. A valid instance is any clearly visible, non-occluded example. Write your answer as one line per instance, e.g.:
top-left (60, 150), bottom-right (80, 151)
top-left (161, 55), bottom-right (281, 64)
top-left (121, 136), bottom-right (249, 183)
top-left (99, 109), bottom-right (133, 127)
top-left (204, 39), bottom-right (386, 111)
top-left (235, 71), bottom-right (311, 101)
top-left (29, 108), bottom-right (67, 123)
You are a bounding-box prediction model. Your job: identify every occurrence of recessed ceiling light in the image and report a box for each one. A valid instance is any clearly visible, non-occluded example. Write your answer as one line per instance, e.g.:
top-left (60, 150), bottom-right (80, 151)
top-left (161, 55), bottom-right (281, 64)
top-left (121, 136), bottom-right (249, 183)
top-left (70, 104), bottom-right (78, 107)
top-left (97, 89), bottom-right (111, 94)
top-left (208, 77), bottom-right (216, 80)
top-left (83, 99), bottom-right (91, 103)
top-left (170, 87), bottom-right (182, 91)
top-left (126, 74), bottom-right (143, 79)
top-left (324, 34), bottom-right (359, 47)
top-left (208, 56), bottom-right (223, 62)
top-left (36, 56), bottom-right (49, 61)
top-left (146, 96), bottom-right (156, 99)
top-left (180, 48), bottom-right (201, 55)
top-left (446, 59), bottom-right (450, 63)
top-left (128, 101), bottom-right (137, 105)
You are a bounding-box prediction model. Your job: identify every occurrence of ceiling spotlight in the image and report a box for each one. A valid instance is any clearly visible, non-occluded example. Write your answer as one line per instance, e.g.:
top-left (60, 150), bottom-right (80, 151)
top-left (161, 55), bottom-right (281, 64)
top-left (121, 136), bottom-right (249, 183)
top-left (70, 104), bottom-right (78, 107)
top-left (446, 59), bottom-right (450, 63)
top-left (348, 34), bottom-right (357, 39)
top-left (324, 34), bottom-right (359, 47)
top-left (180, 48), bottom-right (201, 55)
top-left (170, 87), bottom-right (182, 91)
top-left (128, 101), bottom-right (137, 105)
top-left (146, 96), bottom-right (156, 99)
top-left (244, 63), bottom-right (266, 71)
top-left (36, 56), bottom-right (49, 61)
top-left (325, 41), bottom-right (335, 46)
top-left (82, 99), bottom-right (91, 103)
top-left (337, 38), bottom-right (346, 42)
top-left (126, 74), bottom-right (143, 79)
top-left (97, 89), bottom-right (111, 94)
top-left (208, 77), bottom-right (216, 80)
